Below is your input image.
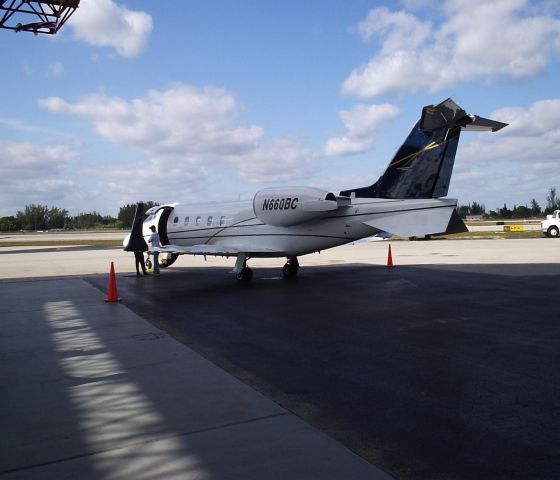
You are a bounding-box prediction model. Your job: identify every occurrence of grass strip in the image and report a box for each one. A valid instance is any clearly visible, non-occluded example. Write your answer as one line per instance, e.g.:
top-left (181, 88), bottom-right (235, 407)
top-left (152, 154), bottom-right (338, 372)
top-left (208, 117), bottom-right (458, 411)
top-left (0, 240), bottom-right (123, 248)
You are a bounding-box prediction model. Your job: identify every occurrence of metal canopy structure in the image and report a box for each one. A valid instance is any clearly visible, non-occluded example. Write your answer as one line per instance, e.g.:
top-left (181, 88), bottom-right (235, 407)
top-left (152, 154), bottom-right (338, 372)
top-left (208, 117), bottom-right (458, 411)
top-left (1, 0), bottom-right (79, 35)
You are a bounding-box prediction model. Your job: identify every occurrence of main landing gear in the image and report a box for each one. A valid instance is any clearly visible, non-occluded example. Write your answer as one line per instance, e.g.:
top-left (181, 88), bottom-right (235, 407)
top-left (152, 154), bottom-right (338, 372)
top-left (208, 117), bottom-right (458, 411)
top-left (145, 252), bottom-right (178, 269)
top-left (234, 253), bottom-right (253, 282)
top-left (233, 254), bottom-right (300, 282)
top-left (282, 256), bottom-right (299, 279)
top-left (236, 266), bottom-right (253, 282)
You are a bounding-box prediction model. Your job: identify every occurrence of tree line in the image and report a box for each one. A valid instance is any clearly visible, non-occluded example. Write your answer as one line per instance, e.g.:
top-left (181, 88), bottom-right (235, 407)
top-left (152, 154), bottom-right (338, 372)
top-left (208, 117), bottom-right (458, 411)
top-left (0, 201), bottom-right (158, 232)
top-left (458, 187), bottom-right (560, 220)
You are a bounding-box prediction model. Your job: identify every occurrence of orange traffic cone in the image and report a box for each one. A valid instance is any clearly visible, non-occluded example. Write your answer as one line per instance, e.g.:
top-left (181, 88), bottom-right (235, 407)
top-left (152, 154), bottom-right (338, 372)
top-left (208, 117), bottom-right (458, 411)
top-left (386, 244), bottom-right (394, 268)
top-left (105, 262), bottom-right (121, 302)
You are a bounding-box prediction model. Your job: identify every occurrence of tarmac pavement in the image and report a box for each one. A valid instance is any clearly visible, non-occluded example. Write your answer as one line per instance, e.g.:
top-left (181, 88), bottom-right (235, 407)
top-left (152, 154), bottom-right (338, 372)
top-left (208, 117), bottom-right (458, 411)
top-left (1, 238), bottom-right (559, 479)
top-left (0, 278), bottom-right (390, 480)
top-left (1, 238), bottom-right (559, 280)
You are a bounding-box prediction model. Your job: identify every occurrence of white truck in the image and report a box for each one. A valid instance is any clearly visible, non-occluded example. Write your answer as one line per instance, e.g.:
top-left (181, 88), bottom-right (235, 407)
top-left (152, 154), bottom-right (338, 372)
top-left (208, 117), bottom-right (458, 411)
top-left (542, 210), bottom-right (560, 237)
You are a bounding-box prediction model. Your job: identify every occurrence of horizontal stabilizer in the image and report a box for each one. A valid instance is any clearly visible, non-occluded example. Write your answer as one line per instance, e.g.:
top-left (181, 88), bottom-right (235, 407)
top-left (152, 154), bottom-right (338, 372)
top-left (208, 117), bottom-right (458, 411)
top-left (363, 205), bottom-right (456, 237)
top-left (461, 115), bottom-right (508, 132)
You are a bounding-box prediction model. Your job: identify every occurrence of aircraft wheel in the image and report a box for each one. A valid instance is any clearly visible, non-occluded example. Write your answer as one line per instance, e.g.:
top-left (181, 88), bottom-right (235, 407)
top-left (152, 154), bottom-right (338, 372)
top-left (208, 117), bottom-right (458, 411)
top-left (159, 253), bottom-right (179, 268)
top-left (236, 267), bottom-right (253, 282)
top-left (282, 256), bottom-right (299, 278)
top-left (548, 226), bottom-right (559, 238)
top-left (282, 264), bottom-right (298, 278)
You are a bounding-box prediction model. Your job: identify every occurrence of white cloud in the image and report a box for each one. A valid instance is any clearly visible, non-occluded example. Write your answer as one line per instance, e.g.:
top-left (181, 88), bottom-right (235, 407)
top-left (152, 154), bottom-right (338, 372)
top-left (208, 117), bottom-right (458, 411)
top-left (40, 85), bottom-right (264, 161)
top-left (459, 99), bottom-right (560, 164)
top-left (0, 141), bottom-right (76, 178)
top-left (357, 7), bottom-right (431, 50)
top-left (68, 0), bottom-right (152, 58)
top-left (0, 141), bottom-right (79, 214)
top-left (94, 162), bottom-right (210, 200)
top-left (324, 103), bottom-right (400, 156)
top-left (39, 84), bottom-right (319, 200)
top-left (235, 140), bottom-right (317, 183)
top-left (343, 0), bottom-right (560, 98)
top-left (451, 99), bottom-right (560, 207)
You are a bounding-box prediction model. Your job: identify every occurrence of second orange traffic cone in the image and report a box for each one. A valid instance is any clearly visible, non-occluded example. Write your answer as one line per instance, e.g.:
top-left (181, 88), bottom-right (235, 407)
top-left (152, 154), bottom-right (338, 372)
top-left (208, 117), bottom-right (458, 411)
top-left (386, 244), bottom-right (394, 268)
top-left (105, 261), bottom-right (121, 302)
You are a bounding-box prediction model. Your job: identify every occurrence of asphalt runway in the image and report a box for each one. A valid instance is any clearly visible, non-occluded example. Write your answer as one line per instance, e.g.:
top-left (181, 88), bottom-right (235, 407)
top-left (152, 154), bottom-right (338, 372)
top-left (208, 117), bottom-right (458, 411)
top-left (87, 261), bottom-right (560, 480)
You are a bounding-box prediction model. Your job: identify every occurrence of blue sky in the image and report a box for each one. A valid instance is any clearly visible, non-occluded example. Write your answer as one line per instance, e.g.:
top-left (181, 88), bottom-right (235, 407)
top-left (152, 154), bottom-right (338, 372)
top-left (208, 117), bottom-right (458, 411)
top-left (1, 0), bottom-right (559, 216)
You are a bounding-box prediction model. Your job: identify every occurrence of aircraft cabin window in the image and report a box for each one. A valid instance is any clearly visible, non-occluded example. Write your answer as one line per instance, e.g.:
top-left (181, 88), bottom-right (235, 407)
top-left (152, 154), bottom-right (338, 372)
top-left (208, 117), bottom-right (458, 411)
top-left (207, 216), bottom-right (213, 226)
top-left (173, 216), bottom-right (179, 223)
top-left (184, 216), bottom-right (189, 226)
top-left (195, 216), bottom-right (201, 226)
top-left (220, 216), bottom-right (226, 226)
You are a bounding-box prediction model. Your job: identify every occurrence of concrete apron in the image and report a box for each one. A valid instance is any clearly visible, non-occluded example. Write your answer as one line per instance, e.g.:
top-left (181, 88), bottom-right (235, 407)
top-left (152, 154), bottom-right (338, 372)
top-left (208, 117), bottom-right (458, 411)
top-left (0, 278), bottom-right (390, 480)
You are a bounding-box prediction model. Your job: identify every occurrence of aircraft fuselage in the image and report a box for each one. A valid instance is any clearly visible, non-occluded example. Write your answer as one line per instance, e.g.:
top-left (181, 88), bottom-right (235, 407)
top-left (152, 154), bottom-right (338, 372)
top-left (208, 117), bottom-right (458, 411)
top-left (141, 196), bottom-right (458, 258)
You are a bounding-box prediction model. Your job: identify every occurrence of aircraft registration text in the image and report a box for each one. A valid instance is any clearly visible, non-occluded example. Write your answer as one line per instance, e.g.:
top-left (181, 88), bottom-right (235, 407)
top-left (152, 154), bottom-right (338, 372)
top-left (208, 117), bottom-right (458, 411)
top-left (262, 198), bottom-right (299, 211)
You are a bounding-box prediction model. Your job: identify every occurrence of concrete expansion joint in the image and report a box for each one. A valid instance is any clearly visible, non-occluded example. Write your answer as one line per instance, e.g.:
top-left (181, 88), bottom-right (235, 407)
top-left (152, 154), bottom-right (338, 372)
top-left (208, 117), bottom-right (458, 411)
top-left (0, 412), bottom-right (292, 477)
top-left (175, 411), bottom-right (291, 439)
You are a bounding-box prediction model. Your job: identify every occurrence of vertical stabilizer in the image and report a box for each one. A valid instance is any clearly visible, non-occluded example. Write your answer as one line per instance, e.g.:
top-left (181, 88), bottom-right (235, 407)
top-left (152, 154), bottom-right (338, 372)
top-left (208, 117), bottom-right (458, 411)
top-left (340, 98), bottom-right (507, 199)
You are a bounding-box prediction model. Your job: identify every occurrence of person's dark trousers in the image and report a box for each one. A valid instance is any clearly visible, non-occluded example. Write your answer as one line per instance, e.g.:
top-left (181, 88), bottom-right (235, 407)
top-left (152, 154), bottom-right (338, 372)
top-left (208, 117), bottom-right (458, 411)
top-left (134, 251), bottom-right (147, 275)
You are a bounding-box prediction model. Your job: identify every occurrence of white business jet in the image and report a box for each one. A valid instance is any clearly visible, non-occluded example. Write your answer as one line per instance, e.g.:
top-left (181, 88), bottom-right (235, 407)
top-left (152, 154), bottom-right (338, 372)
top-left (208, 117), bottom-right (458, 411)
top-left (123, 98), bottom-right (506, 281)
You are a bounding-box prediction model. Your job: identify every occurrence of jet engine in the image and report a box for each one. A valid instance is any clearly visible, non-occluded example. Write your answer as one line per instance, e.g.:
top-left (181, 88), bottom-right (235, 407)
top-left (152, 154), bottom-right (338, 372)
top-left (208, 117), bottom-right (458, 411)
top-left (253, 187), bottom-right (339, 227)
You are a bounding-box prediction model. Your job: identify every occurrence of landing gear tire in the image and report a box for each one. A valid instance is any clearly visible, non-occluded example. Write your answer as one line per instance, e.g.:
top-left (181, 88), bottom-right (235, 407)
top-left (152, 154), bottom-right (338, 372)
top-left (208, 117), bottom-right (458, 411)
top-left (282, 256), bottom-right (299, 279)
top-left (146, 253), bottom-right (178, 270)
top-left (236, 267), bottom-right (253, 282)
top-left (159, 253), bottom-right (179, 268)
top-left (144, 253), bottom-right (179, 270)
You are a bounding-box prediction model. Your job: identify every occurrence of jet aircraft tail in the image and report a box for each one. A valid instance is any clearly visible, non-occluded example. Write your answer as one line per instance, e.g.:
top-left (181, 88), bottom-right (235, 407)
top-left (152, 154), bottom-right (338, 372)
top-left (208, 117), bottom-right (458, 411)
top-left (340, 98), bottom-right (507, 199)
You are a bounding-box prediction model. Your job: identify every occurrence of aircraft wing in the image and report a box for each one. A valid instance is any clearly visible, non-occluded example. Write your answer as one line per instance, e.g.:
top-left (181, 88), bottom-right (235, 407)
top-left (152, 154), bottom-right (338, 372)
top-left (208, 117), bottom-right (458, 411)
top-left (152, 244), bottom-right (283, 256)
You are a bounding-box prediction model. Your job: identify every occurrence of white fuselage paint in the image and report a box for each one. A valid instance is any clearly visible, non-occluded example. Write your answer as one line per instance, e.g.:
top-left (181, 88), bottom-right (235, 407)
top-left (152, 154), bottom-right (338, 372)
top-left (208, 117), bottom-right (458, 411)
top-left (140, 197), bottom-right (457, 258)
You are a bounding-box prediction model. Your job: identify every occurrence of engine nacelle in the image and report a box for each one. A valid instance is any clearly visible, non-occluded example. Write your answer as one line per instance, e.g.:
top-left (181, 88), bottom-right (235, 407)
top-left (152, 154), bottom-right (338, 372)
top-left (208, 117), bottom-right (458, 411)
top-left (253, 187), bottom-right (338, 227)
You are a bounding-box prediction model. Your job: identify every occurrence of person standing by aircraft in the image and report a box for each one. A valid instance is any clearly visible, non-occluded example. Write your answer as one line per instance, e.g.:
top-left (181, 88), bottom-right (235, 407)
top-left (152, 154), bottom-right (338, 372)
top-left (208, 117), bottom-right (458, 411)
top-left (148, 225), bottom-right (161, 275)
top-left (134, 250), bottom-right (147, 276)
